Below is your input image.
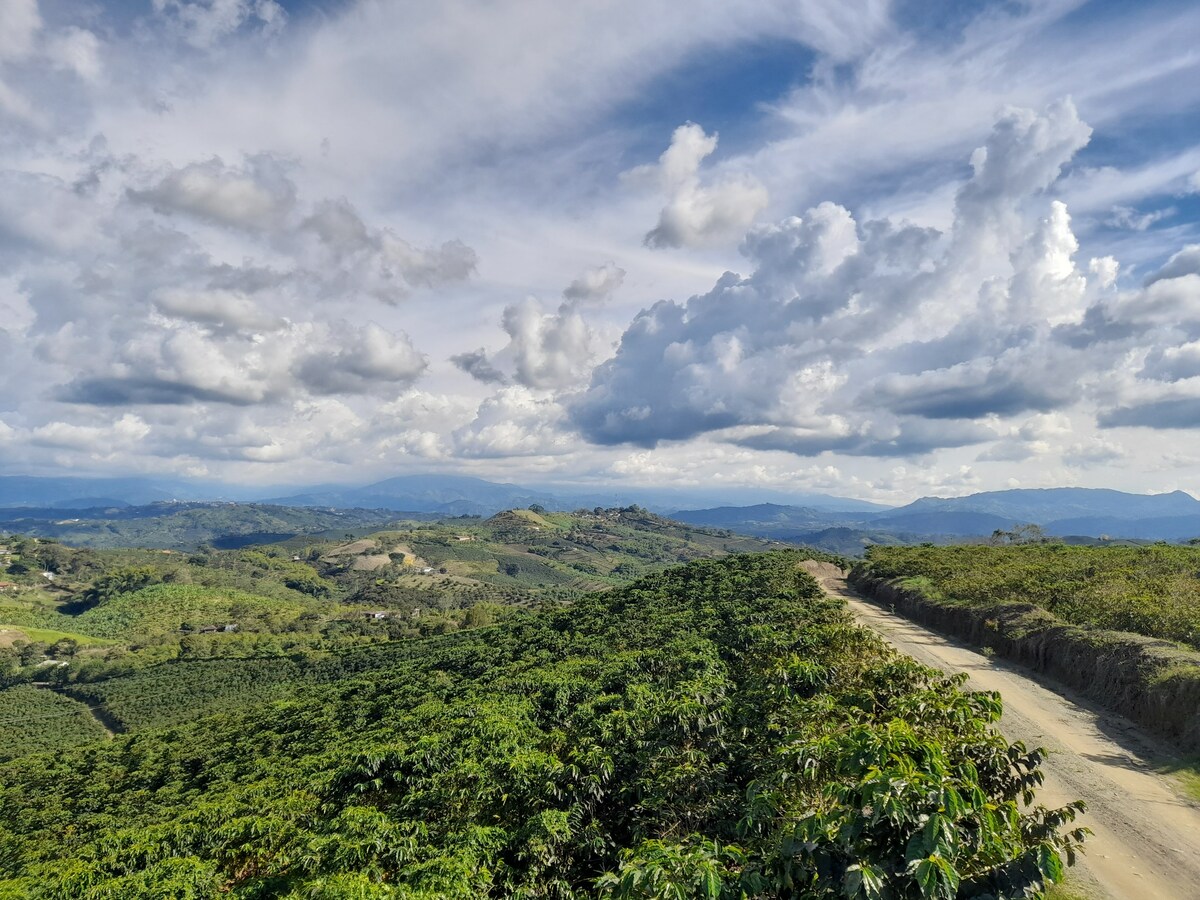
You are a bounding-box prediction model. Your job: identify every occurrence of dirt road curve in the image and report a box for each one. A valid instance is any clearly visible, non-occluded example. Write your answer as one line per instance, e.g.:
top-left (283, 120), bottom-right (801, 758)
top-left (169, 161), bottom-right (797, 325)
top-left (800, 562), bottom-right (1200, 900)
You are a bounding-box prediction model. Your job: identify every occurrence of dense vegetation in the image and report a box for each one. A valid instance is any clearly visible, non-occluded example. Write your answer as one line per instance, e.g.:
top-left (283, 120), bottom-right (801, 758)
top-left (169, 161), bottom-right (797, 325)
top-left (0, 551), bottom-right (1082, 898)
top-left (863, 543), bottom-right (1200, 649)
top-left (0, 508), bottom-right (784, 742)
top-left (0, 684), bottom-right (109, 760)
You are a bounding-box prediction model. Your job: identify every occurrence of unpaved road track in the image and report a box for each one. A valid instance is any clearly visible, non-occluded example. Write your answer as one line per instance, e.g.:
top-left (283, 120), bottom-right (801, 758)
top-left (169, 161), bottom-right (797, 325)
top-left (801, 562), bottom-right (1200, 900)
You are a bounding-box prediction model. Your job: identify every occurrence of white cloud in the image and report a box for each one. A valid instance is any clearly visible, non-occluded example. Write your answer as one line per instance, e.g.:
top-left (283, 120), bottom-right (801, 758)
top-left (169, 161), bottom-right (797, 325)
top-left (153, 287), bottom-right (283, 333)
top-left (295, 322), bottom-right (428, 396)
top-left (31, 414), bottom-right (151, 452)
top-left (46, 27), bottom-right (102, 83)
top-left (0, 0), bottom-right (42, 63)
top-left (453, 387), bottom-right (573, 458)
top-left (572, 101), bottom-right (1143, 462)
top-left (130, 156), bottom-right (298, 231)
top-left (500, 298), bottom-right (599, 390)
top-left (632, 123), bottom-right (769, 249)
top-left (1106, 205), bottom-right (1174, 232)
top-left (0, 0), bottom-right (1198, 496)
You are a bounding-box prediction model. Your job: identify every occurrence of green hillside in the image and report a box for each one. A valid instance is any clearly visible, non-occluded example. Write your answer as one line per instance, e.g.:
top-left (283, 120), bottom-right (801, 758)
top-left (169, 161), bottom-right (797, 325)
top-left (0, 552), bottom-right (1082, 899)
top-left (0, 509), bottom-right (782, 712)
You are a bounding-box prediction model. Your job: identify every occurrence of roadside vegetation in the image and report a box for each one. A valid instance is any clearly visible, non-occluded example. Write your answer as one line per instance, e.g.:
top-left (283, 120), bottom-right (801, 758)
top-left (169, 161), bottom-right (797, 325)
top-left (863, 543), bottom-right (1200, 650)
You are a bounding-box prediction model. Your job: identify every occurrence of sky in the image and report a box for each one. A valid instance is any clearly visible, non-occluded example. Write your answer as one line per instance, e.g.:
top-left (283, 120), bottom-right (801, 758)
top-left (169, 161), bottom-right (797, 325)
top-left (1, 0), bottom-right (1199, 503)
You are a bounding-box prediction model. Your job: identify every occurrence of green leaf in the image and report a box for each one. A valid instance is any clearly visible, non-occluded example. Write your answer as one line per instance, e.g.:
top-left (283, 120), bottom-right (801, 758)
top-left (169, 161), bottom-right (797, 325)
top-left (1037, 842), bottom-right (1065, 883)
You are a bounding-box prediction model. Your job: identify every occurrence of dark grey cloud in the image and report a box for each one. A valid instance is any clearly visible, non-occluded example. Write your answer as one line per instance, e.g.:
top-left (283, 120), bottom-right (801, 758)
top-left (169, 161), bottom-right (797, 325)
top-left (867, 350), bottom-right (1077, 420)
top-left (1144, 245), bottom-right (1200, 286)
top-left (563, 262), bottom-right (625, 303)
top-left (1139, 345), bottom-right (1200, 383)
top-left (451, 348), bottom-right (509, 385)
top-left (57, 376), bottom-right (256, 407)
top-left (734, 418), bottom-right (995, 458)
top-left (1099, 398), bottom-right (1200, 430)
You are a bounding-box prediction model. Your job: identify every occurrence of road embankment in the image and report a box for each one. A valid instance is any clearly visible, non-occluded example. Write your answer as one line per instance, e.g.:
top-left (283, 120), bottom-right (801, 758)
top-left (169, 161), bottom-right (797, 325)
top-left (848, 568), bottom-right (1200, 755)
top-left (799, 561), bottom-right (1200, 900)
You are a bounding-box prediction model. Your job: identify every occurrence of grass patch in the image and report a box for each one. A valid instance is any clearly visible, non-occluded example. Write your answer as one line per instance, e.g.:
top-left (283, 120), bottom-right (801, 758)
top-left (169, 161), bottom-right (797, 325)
top-left (1158, 756), bottom-right (1200, 802)
top-left (0, 624), bottom-right (115, 646)
top-left (1046, 876), bottom-right (1101, 900)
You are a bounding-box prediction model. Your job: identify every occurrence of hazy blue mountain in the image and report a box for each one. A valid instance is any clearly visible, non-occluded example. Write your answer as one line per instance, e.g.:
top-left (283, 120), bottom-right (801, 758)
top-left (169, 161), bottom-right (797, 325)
top-left (865, 511), bottom-right (1018, 535)
top-left (563, 489), bottom-right (888, 514)
top-left (878, 488), bottom-right (1200, 523)
top-left (0, 476), bottom-right (175, 508)
top-left (266, 477), bottom-right (889, 517)
top-left (668, 488), bottom-right (1200, 544)
top-left (265, 474), bottom-right (562, 515)
top-left (1045, 515), bottom-right (1200, 541)
top-left (0, 472), bottom-right (890, 518)
top-left (670, 503), bottom-right (844, 529)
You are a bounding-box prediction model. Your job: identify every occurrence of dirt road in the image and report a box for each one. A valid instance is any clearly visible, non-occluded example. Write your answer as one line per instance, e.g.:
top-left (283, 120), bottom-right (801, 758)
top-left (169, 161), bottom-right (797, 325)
top-left (800, 562), bottom-right (1200, 900)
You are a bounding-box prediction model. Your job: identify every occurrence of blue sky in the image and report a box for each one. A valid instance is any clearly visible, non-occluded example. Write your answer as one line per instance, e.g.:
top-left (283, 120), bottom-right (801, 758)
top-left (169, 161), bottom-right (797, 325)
top-left (0, 0), bottom-right (1199, 502)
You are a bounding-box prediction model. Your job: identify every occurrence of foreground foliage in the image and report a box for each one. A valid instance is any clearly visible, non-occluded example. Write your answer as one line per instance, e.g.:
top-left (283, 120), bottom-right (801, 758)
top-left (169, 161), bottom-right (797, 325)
top-left (0, 552), bottom-right (1083, 898)
top-left (864, 543), bottom-right (1200, 649)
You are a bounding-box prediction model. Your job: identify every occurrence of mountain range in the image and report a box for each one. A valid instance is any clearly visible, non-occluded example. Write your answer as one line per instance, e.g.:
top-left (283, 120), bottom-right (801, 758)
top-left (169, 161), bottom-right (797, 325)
top-left (3, 476), bottom-right (1198, 546)
top-left (0, 474), bottom-right (885, 518)
top-left (670, 487), bottom-right (1200, 547)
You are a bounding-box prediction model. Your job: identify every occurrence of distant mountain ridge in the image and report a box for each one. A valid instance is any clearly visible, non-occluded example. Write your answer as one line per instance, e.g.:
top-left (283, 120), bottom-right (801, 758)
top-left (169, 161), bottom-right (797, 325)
top-left (878, 488), bottom-right (1200, 522)
top-left (671, 487), bottom-right (1200, 548)
top-left (0, 474), bottom-right (885, 518)
top-left (4, 477), bottom-right (1198, 543)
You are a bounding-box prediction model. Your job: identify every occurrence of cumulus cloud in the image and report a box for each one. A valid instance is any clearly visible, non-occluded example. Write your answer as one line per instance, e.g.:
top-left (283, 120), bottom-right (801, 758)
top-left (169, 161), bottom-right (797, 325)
top-left (1145, 245), bottom-right (1200, 286)
top-left (977, 413), bottom-right (1073, 463)
top-left (571, 101), bottom-right (1136, 459)
top-left (31, 414), bottom-right (151, 452)
top-left (453, 387), bottom-right (573, 458)
top-left (126, 157), bottom-right (477, 306)
top-left (295, 322), bottom-right (427, 396)
top-left (455, 262), bottom-right (618, 389)
top-left (130, 156), bottom-right (298, 231)
top-left (299, 197), bottom-right (478, 304)
top-left (500, 298), bottom-right (598, 390)
top-left (153, 287), bottom-right (283, 334)
top-left (0, 141), bottom-right (480, 427)
top-left (632, 123), bottom-right (769, 249)
top-left (2, 0), bottom-right (1199, 491)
